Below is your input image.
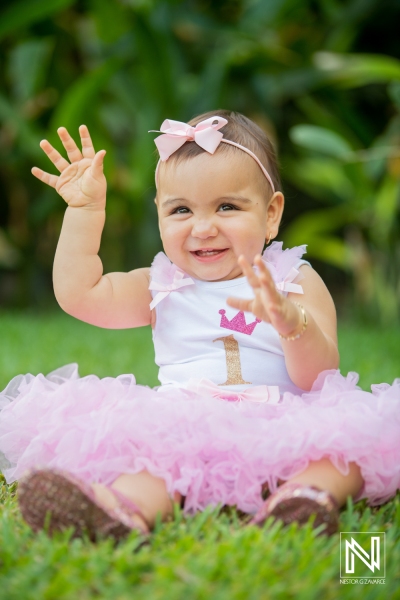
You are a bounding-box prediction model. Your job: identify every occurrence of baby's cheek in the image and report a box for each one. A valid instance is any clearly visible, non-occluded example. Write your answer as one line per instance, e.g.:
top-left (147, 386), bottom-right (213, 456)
top-left (246, 236), bottom-right (265, 259)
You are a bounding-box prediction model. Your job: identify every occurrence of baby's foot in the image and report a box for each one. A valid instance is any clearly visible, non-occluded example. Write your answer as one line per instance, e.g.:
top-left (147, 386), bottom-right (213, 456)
top-left (18, 469), bottom-right (149, 541)
top-left (91, 483), bottom-right (149, 532)
top-left (251, 482), bottom-right (339, 536)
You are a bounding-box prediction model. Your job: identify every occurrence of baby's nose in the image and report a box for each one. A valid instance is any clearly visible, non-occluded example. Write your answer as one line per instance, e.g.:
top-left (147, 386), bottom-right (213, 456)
top-left (191, 218), bottom-right (218, 238)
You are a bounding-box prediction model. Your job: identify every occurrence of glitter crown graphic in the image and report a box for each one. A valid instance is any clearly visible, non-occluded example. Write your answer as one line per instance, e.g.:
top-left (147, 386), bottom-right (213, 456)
top-left (219, 309), bottom-right (261, 335)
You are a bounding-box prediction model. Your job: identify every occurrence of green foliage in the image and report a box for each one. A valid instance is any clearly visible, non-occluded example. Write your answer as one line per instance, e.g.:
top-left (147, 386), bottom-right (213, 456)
top-left (0, 0), bottom-right (399, 321)
top-left (0, 0), bottom-right (75, 41)
top-left (286, 103), bottom-right (400, 324)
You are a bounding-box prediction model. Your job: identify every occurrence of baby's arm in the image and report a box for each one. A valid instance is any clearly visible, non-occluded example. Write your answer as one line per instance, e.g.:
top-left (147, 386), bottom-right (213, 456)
top-left (33, 126), bottom-right (152, 329)
top-left (226, 255), bottom-right (339, 391)
top-left (283, 264), bottom-right (339, 389)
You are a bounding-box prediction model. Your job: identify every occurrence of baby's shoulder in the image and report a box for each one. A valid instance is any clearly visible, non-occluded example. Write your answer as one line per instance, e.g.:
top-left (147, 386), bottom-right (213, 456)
top-left (295, 263), bottom-right (332, 298)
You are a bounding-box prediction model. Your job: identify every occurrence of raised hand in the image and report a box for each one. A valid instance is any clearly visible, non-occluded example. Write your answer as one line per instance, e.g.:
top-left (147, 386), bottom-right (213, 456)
top-left (226, 254), bottom-right (303, 339)
top-left (32, 125), bottom-right (107, 210)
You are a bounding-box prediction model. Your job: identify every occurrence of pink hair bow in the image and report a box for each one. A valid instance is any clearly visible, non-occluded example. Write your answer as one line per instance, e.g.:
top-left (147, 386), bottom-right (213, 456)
top-left (149, 268), bottom-right (195, 309)
top-left (185, 378), bottom-right (280, 404)
top-left (275, 267), bottom-right (304, 295)
top-left (150, 116), bottom-right (228, 161)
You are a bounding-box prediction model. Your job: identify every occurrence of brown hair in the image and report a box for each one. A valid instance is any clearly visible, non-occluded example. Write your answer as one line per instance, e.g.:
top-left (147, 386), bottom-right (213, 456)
top-left (161, 109), bottom-right (281, 194)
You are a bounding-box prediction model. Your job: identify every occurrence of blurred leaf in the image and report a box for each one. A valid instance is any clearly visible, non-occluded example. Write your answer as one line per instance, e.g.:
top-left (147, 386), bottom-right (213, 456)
top-left (122, 0), bottom-right (156, 12)
top-left (89, 0), bottom-right (131, 44)
top-left (0, 0), bottom-right (75, 41)
top-left (307, 236), bottom-right (350, 269)
top-left (284, 157), bottom-right (354, 202)
top-left (283, 206), bottom-right (352, 268)
top-left (0, 94), bottom-right (42, 159)
top-left (373, 175), bottom-right (400, 238)
top-left (242, 0), bottom-right (290, 29)
top-left (295, 95), bottom-right (363, 150)
top-left (254, 69), bottom-right (325, 106)
top-left (284, 205), bottom-right (352, 238)
top-left (50, 58), bottom-right (123, 133)
top-left (388, 81), bottom-right (400, 111)
top-left (129, 15), bottom-right (180, 115)
top-left (314, 52), bottom-right (400, 87)
top-left (0, 228), bottom-right (21, 268)
top-left (290, 125), bottom-right (354, 160)
top-left (8, 38), bottom-right (54, 102)
top-left (127, 108), bottom-right (158, 199)
top-left (191, 49), bottom-right (227, 113)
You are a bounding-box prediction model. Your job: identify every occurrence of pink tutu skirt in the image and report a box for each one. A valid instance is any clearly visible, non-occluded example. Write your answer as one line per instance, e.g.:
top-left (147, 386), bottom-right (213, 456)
top-left (0, 364), bottom-right (399, 514)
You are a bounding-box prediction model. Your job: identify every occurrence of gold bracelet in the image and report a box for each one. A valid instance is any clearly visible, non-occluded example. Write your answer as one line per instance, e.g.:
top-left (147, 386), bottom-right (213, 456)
top-left (279, 303), bottom-right (308, 341)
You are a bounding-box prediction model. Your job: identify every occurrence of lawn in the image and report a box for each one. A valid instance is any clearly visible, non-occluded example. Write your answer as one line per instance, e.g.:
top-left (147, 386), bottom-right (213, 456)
top-left (0, 311), bottom-right (399, 599)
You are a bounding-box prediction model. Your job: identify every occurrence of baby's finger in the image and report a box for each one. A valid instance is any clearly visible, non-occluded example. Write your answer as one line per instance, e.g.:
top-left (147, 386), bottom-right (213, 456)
top-left (238, 255), bottom-right (261, 289)
top-left (57, 127), bottom-right (83, 163)
top-left (226, 296), bottom-right (254, 313)
top-left (255, 256), bottom-right (281, 299)
top-left (79, 125), bottom-right (96, 159)
top-left (39, 140), bottom-right (70, 172)
top-left (90, 150), bottom-right (106, 180)
top-left (31, 167), bottom-right (58, 188)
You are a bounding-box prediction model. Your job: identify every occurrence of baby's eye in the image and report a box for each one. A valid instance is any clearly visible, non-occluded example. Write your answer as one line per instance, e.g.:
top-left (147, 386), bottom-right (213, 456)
top-left (219, 203), bottom-right (237, 211)
top-left (172, 206), bottom-right (190, 214)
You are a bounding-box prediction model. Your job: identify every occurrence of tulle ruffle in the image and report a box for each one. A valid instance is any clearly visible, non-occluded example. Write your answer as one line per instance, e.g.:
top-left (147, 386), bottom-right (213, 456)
top-left (1, 365), bottom-right (400, 514)
top-left (149, 252), bottom-right (188, 288)
top-left (261, 241), bottom-right (308, 282)
top-left (149, 242), bottom-right (308, 292)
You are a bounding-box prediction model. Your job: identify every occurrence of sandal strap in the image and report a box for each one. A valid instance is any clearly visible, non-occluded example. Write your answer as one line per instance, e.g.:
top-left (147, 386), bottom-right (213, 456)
top-left (250, 481), bottom-right (340, 534)
top-left (272, 482), bottom-right (340, 511)
top-left (106, 485), bottom-right (150, 533)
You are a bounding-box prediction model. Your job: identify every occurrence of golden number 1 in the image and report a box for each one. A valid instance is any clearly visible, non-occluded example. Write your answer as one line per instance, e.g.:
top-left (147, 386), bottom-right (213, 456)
top-left (213, 334), bottom-right (251, 386)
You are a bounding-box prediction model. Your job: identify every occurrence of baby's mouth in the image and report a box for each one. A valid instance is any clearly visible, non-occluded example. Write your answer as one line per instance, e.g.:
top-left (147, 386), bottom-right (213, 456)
top-left (192, 249), bottom-right (227, 257)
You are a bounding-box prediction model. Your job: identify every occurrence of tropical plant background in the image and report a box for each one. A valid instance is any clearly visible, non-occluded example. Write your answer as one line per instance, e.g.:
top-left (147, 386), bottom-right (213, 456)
top-left (0, 0), bottom-right (399, 322)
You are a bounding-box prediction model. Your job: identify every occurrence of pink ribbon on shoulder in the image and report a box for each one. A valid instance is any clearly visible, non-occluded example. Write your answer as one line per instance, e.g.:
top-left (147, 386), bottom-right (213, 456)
top-left (185, 378), bottom-right (281, 404)
top-left (275, 267), bottom-right (304, 294)
top-left (150, 116), bottom-right (228, 161)
top-left (149, 269), bottom-right (195, 309)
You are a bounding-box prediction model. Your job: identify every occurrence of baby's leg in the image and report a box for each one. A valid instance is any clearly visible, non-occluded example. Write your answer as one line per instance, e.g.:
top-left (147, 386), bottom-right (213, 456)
top-left (282, 457), bottom-right (364, 507)
top-left (92, 471), bottom-right (181, 531)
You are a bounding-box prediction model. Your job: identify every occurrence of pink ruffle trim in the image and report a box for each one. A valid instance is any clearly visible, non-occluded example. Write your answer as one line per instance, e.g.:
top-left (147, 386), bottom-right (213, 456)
top-left (261, 241), bottom-right (308, 283)
top-left (149, 242), bottom-right (308, 291)
top-left (149, 252), bottom-right (183, 288)
top-left (1, 365), bottom-right (400, 514)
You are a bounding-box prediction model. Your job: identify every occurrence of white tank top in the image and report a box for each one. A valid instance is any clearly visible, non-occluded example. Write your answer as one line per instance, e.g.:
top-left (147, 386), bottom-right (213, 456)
top-left (149, 242), bottom-right (310, 397)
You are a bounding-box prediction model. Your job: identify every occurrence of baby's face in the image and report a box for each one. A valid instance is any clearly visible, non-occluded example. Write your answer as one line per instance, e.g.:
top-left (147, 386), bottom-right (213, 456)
top-left (156, 150), bottom-right (282, 281)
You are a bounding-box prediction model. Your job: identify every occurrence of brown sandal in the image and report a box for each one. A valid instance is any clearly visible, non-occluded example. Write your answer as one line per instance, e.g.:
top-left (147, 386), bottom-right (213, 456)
top-left (250, 482), bottom-right (340, 536)
top-left (18, 468), bottom-right (150, 542)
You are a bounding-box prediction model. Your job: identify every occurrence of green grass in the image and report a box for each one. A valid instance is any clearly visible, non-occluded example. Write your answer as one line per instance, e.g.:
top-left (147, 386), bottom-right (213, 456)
top-left (1, 311), bottom-right (400, 599)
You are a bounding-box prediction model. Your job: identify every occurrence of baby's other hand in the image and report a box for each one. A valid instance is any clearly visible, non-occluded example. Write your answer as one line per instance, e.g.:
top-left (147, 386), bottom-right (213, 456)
top-left (31, 125), bottom-right (107, 210)
top-left (226, 255), bottom-right (303, 338)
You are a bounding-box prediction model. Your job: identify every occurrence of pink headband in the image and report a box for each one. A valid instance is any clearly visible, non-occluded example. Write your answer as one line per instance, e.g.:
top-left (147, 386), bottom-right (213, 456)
top-left (149, 116), bottom-right (275, 193)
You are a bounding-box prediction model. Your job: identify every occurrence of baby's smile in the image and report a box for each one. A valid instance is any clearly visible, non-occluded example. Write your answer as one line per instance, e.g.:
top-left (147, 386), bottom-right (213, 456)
top-left (190, 247), bottom-right (229, 262)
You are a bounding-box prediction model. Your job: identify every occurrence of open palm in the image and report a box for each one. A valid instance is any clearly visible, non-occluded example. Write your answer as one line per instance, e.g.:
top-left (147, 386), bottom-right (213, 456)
top-left (32, 125), bottom-right (107, 209)
top-left (227, 254), bottom-right (302, 338)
